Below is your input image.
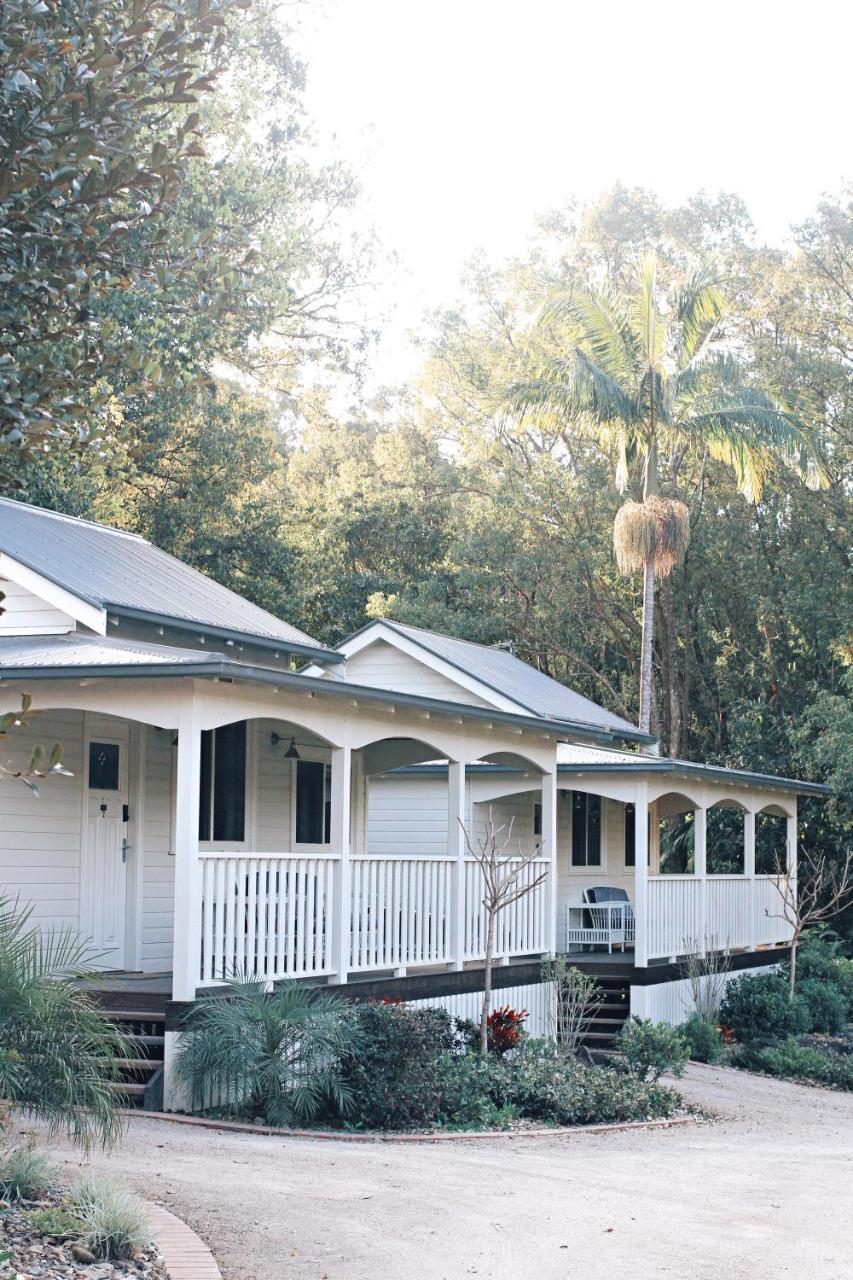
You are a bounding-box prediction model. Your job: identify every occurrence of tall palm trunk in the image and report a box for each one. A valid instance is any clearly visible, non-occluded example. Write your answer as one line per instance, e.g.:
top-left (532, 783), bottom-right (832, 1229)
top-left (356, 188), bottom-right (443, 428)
top-left (638, 435), bottom-right (658, 735)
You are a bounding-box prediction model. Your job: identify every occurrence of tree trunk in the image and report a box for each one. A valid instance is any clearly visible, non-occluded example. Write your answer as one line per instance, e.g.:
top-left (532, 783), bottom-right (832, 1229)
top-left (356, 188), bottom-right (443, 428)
top-left (789, 929), bottom-right (799, 998)
top-left (480, 908), bottom-right (496, 1055)
top-left (662, 575), bottom-right (681, 756)
top-left (638, 553), bottom-right (656, 734)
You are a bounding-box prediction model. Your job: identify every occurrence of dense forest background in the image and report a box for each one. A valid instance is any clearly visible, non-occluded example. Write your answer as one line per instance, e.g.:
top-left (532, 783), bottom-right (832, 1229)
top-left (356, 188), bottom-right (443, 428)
top-left (2, 3), bottom-right (850, 906)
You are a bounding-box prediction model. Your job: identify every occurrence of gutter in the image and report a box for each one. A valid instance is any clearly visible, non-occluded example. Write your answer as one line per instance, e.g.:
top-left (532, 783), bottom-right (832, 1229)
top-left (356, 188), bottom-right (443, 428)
top-left (105, 605), bottom-right (344, 665)
top-left (0, 658), bottom-right (655, 748)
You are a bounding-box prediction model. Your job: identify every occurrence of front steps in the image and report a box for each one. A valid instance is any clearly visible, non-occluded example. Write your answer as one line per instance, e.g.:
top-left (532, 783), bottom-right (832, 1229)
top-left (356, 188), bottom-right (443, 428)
top-left (92, 997), bottom-right (167, 1110)
top-left (576, 971), bottom-right (631, 1051)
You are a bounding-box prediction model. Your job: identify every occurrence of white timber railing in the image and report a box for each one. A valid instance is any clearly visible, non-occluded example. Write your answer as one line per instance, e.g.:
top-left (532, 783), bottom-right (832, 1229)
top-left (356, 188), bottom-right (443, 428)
top-left (646, 873), bottom-right (793, 960)
top-left (200, 854), bottom-right (336, 983)
top-left (199, 851), bottom-right (550, 985)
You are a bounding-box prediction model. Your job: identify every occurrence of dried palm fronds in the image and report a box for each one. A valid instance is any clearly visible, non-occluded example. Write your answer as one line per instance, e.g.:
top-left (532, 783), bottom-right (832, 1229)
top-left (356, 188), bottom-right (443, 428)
top-left (613, 495), bottom-right (690, 578)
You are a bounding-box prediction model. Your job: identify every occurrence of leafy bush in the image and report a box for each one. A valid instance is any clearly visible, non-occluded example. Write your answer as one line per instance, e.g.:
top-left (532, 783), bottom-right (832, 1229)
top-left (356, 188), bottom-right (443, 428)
top-left (719, 973), bottom-right (808, 1043)
top-left (73, 1175), bottom-right (150, 1260)
top-left (175, 978), bottom-right (356, 1127)
top-left (834, 958), bottom-right (853, 1019)
top-left (679, 1014), bottom-right (724, 1064)
top-left (797, 979), bottom-right (847, 1034)
top-left (796, 933), bottom-right (843, 983)
top-left (486, 1006), bottom-right (527, 1055)
top-left (27, 1207), bottom-right (85, 1239)
top-left (616, 1018), bottom-right (689, 1082)
top-left (0, 1145), bottom-right (54, 1202)
top-left (338, 1003), bottom-right (463, 1130)
top-left (483, 1040), bottom-right (679, 1125)
top-left (731, 1039), bottom-right (853, 1091)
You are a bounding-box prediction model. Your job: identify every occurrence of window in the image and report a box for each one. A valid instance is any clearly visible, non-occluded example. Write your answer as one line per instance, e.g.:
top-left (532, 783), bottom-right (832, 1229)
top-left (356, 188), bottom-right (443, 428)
top-left (533, 802), bottom-right (542, 838)
top-left (88, 742), bottom-right (120, 791)
top-left (295, 760), bottom-right (331, 844)
top-left (571, 792), bottom-right (601, 866)
top-left (624, 803), bottom-right (652, 866)
top-left (199, 722), bottom-right (246, 842)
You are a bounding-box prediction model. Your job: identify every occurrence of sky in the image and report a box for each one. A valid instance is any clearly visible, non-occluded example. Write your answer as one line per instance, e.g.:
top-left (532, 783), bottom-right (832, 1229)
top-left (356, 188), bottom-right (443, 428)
top-left (300, 0), bottom-right (850, 387)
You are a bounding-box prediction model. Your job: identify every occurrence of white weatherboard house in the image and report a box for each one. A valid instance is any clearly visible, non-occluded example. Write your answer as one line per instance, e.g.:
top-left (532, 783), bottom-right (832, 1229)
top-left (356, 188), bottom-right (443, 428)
top-left (0, 498), bottom-right (827, 1107)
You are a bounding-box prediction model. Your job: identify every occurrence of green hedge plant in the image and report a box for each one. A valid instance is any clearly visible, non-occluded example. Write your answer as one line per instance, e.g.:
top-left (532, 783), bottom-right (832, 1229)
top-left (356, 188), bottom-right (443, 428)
top-left (719, 973), bottom-right (808, 1043)
top-left (616, 1018), bottom-right (689, 1083)
top-left (679, 1014), bottom-right (724, 1064)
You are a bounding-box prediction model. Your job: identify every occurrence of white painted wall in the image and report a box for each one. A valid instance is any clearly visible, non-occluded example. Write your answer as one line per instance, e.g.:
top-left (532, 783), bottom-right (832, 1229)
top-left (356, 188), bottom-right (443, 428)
top-left (139, 726), bottom-right (176, 970)
top-left (0, 577), bottom-right (75, 635)
top-left (345, 639), bottom-right (490, 706)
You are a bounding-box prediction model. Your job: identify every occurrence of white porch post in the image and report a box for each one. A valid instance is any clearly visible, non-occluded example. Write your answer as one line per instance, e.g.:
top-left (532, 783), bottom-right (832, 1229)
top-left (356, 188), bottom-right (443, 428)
top-left (541, 769), bottom-right (558, 954)
top-left (329, 745), bottom-right (352, 985)
top-left (744, 809), bottom-right (756, 951)
top-left (633, 781), bottom-right (649, 967)
top-left (694, 805), bottom-right (708, 957)
top-left (786, 803), bottom-right (798, 879)
top-left (172, 698), bottom-right (202, 1002)
top-left (448, 760), bottom-right (466, 972)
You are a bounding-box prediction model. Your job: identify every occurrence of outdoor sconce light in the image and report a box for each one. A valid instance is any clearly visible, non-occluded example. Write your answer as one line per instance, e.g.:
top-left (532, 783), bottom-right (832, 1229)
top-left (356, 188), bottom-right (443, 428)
top-left (271, 732), bottom-right (300, 759)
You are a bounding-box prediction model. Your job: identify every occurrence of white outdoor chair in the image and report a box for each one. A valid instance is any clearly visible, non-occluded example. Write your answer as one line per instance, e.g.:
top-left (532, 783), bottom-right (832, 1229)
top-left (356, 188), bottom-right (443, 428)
top-left (565, 886), bottom-right (636, 954)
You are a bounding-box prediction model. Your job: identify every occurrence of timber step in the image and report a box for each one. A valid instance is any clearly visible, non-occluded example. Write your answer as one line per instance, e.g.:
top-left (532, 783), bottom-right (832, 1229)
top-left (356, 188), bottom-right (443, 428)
top-left (97, 1007), bottom-right (166, 1111)
top-left (575, 974), bottom-right (631, 1050)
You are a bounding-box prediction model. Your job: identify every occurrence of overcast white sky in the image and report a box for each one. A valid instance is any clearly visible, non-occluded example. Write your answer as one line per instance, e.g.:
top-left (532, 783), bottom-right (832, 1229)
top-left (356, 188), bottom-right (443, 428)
top-left (300, 0), bottom-right (850, 386)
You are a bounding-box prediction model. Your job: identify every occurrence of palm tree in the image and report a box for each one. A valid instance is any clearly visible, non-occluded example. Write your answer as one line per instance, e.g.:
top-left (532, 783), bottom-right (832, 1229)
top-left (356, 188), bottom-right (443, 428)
top-left (175, 977), bottom-right (357, 1126)
top-left (509, 256), bottom-right (825, 734)
top-left (0, 898), bottom-right (129, 1149)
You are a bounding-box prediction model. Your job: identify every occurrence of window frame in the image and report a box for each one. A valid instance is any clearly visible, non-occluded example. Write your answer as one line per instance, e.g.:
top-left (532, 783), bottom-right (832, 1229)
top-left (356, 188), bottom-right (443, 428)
top-left (291, 756), bottom-right (332, 851)
top-left (570, 791), bottom-right (602, 868)
top-left (198, 721), bottom-right (248, 851)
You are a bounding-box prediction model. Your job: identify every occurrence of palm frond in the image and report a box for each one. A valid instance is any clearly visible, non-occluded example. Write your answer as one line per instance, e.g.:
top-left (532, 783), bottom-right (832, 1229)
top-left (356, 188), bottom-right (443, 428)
top-left (690, 398), bottom-right (829, 500)
top-left (631, 254), bottom-right (665, 369)
top-left (675, 264), bottom-right (726, 362)
top-left (541, 287), bottom-right (638, 383)
top-left (507, 351), bottom-right (638, 428)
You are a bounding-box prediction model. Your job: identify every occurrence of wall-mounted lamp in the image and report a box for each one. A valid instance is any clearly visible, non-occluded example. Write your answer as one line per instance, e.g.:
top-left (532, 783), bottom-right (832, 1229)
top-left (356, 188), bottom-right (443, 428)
top-left (271, 733), bottom-right (300, 759)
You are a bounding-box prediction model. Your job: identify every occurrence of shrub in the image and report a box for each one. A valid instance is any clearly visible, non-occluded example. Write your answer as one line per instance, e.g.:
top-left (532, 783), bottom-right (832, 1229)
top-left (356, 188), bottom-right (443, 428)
top-left (0, 1145), bottom-right (54, 1201)
top-left (731, 1039), bottom-right (853, 1091)
top-left (616, 1018), bottom-right (689, 1083)
top-left (175, 978), bottom-right (356, 1127)
top-left (719, 973), bottom-right (808, 1043)
top-left (73, 1175), bottom-right (150, 1260)
top-left (338, 1003), bottom-right (463, 1130)
top-left (795, 933), bottom-right (842, 984)
top-left (679, 1014), bottom-right (724, 1064)
top-left (834, 957), bottom-right (853, 1019)
top-left (797, 979), bottom-right (847, 1034)
top-left (486, 1006), bottom-right (527, 1055)
top-left (27, 1206), bottom-right (85, 1239)
top-left (484, 1040), bottom-right (679, 1125)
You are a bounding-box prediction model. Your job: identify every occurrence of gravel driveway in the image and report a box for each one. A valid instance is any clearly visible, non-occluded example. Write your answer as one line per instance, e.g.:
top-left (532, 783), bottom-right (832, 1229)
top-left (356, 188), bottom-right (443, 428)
top-left (38, 1065), bottom-right (853, 1280)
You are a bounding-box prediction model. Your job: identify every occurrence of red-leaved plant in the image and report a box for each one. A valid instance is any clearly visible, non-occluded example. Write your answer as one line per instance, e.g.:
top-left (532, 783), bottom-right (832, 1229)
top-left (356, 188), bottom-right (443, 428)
top-left (487, 1006), bottom-right (528, 1055)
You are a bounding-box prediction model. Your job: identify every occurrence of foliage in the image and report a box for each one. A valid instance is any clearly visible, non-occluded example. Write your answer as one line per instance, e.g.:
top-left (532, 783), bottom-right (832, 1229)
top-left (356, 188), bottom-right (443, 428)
top-left (175, 978), bottom-right (355, 1128)
top-left (0, 694), bottom-right (71, 794)
top-left (482, 1040), bottom-right (679, 1125)
top-left (678, 1014), bottom-right (724, 1064)
top-left (0, 0), bottom-right (257, 457)
top-left (616, 1018), bottom-right (689, 1083)
top-left (0, 1145), bottom-right (54, 1202)
top-left (0, 898), bottom-right (129, 1149)
top-left (718, 973), bottom-right (808, 1043)
top-left (73, 1175), bottom-right (149, 1260)
top-left (679, 939), bottom-right (732, 1021)
top-left (337, 1002), bottom-right (463, 1130)
top-left (731, 1038), bottom-right (853, 1091)
top-left (27, 1206), bottom-right (85, 1240)
top-left (486, 1006), bottom-right (527, 1055)
top-left (796, 980), bottom-right (848, 1035)
top-left (542, 955), bottom-right (604, 1053)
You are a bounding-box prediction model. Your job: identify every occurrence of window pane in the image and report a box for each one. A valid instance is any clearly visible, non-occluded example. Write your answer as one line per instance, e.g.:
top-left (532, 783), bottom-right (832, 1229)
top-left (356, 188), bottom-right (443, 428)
top-left (624, 803), bottom-right (636, 866)
top-left (533, 803), bottom-right (542, 838)
top-left (587, 794), bottom-right (602, 866)
top-left (571, 792), bottom-right (587, 866)
top-left (296, 760), bottom-right (325, 844)
top-left (89, 742), bottom-right (119, 791)
top-left (198, 730), bottom-right (213, 841)
top-left (212, 722), bottom-right (246, 842)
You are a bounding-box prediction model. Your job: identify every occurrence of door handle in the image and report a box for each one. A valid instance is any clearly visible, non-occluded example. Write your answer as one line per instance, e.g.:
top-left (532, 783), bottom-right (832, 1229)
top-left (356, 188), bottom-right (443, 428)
top-left (121, 838), bottom-right (130, 863)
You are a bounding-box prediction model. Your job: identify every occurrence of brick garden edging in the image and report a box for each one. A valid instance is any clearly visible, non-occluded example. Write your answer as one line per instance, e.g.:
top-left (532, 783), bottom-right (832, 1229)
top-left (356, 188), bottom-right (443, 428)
top-left (126, 1108), bottom-right (698, 1144)
top-left (147, 1203), bottom-right (222, 1280)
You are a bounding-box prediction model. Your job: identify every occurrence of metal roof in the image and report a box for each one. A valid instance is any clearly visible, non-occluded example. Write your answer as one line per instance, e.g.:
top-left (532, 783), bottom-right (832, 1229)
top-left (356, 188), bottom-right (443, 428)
top-left (0, 498), bottom-right (338, 661)
top-left (347, 618), bottom-right (645, 739)
top-left (0, 635), bottom-right (648, 746)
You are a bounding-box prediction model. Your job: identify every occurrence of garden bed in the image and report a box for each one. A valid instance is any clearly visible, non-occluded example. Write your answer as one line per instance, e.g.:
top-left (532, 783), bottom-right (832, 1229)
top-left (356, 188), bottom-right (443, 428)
top-left (0, 1189), bottom-right (165, 1280)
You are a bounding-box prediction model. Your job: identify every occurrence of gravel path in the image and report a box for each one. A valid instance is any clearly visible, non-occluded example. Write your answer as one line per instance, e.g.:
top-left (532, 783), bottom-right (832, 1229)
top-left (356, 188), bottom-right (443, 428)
top-left (32, 1065), bottom-right (853, 1280)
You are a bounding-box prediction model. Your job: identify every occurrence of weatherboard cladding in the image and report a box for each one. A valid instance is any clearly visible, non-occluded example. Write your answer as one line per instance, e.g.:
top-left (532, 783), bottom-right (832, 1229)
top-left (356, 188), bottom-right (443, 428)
top-left (373, 619), bottom-right (641, 737)
top-left (0, 498), bottom-right (324, 651)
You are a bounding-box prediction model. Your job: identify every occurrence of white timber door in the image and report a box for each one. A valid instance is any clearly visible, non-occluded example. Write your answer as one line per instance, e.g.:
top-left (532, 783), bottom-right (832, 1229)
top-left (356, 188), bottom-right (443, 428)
top-left (82, 723), bottom-right (130, 968)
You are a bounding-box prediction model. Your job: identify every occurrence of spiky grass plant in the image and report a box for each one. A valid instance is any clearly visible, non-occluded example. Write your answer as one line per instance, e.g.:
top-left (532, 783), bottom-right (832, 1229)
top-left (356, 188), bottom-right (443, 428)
top-left (175, 977), bottom-right (358, 1127)
top-left (73, 1175), bottom-right (150, 1260)
top-left (0, 1144), bottom-right (54, 1201)
top-left (0, 897), bottom-right (132, 1150)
